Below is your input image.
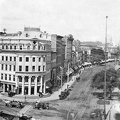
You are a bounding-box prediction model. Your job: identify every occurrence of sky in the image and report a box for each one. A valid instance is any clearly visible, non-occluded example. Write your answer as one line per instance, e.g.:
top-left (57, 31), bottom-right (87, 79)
top-left (0, 0), bottom-right (120, 45)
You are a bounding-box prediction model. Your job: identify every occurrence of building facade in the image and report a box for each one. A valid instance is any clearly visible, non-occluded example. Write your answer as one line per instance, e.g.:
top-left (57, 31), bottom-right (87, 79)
top-left (0, 27), bottom-right (51, 95)
top-left (51, 34), bottom-right (65, 87)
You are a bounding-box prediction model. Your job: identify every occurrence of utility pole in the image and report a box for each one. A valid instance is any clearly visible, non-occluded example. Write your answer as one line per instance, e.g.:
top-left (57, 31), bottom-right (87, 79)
top-left (60, 67), bottom-right (63, 90)
top-left (67, 63), bottom-right (70, 89)
top-left (104, 16), bottom-right (108, 120)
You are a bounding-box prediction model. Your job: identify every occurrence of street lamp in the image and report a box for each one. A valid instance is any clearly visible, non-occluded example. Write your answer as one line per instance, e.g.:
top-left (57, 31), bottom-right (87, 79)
top-left (104, 16), bottom-right (108, 120)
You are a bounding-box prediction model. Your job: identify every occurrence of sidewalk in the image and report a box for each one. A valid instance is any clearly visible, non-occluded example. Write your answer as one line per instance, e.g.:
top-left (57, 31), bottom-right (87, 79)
top-left (0, 74), bottom-right (78, 103)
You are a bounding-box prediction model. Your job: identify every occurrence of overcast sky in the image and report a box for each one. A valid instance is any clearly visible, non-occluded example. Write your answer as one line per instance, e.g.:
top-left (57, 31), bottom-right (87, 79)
top-left (0, 0), bottom-right (120, 45)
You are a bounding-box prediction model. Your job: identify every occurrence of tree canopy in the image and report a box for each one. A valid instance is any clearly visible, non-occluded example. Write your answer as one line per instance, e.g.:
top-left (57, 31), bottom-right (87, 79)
top-left (91, 48), bottom-right (105, 63)
top-left (92, 68), bottom-right (118, 90)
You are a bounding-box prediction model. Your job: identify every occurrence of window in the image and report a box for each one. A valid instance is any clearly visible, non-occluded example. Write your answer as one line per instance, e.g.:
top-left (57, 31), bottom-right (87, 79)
top-left (14, 57), bottom-right (16, 61)
top-left (33, 45), bottom-right (36, 50)
top-left (25, 76), bottom-right (28, 82)
top-left (5, 65), bottom-right (7, 70)
top-left (37, 76), bottom-right (41, 83)
top-left (10, 45), bottom-right (12, 49)
top-left (26, 33), bottom-right (29, 37)
top-left (13, 75), bottom-right (15, 81)
top-left (14, 46), bottom-right (16, 50)
top-left (9, 75), bottom-right (11, 81)
top-left (43, 65), bottom-right (45, 71)
top-left (5, 74), bottom-right (7, 80)
top-left (27, 46), bottom-right (30, 50)
top-left (6, 45), bottom-right (8, 49)
top-left (14, 65), bottom-right (16, 71)
top-left (32, 66), bottom-right (35, 71)
top-left (1, 74), bottom-right (3, 80)
top-left (10, 57), bottom-right (12, 61)
top-left (43, 46), bottom-right (45, 50)
top-left (38, 45), bottom-right (40, 50)
top-left (1, 64), bottom-right (4, 70)
top-left (2, 45), bottom-right (4, 49)
top-left (19, 66), bottom-right (22, 71)
top-left (39, 57), bottom-right (41, 62)
top-left (31, 78), bottom-right (34, 83)
top-left (43, 56), bottom-right (46, 62)
top-left (19, 57), bottom-right (22, 62)
top-left (25, 66), bottom-right (29, 71)
top-left (38, 66), bottom-right (41, 71)
top-left (26, 57), bottom-right (29, 62)
top-left (6, 56), bottom-right (8, 61)
top-left (20, 45), bottom-right (22, 50)
top-left (19, 76), bottom-right (22, 82)
top-left (2, 56), bottom-right (4, 61)
top-left (9, 65), bottom-right (11, 71)
top-left (33, 57), bottom-right (35, 62)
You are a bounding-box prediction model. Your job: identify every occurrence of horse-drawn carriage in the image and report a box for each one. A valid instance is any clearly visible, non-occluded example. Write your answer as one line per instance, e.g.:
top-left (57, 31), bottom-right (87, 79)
top-left (34, 101), bottom-right (49, 110)
top-left (3, 99), bottom-right (24, 108)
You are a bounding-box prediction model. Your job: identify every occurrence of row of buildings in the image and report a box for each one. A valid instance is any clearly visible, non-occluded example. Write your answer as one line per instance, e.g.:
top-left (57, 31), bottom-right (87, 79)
top-left (0, 27), bottom-right (117, 96)
top-left (0, 27), bottom-right (74, 96)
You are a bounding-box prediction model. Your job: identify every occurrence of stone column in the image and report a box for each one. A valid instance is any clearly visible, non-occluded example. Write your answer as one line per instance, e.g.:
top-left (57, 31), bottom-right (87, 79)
top-left (40, 76), bottom-right (43, 92)
top-left (7, 84), bottom-right (9, 92)
top-left (15, 76), bottom-right (19, 94)
top-left (11, 85), bottom-right (13, 92)
top-left (3, 83), bottom-right (5, 93)
top-left (30, 56), bottom-right (32, 72)
top-left (36, 56), bottom-right (39, 71)
top-left (28, 76), bottom-right (31, 95)
top-left (23, 55), bottom-right (25, 72)
top-left (16, 55), bottom-right (19, 72)
top-left (43, 81), bottom-right (46, 94)
top-left (22, 76), bottom-right (25, 95)
top-left (34, 76), bottom-right (37, 95)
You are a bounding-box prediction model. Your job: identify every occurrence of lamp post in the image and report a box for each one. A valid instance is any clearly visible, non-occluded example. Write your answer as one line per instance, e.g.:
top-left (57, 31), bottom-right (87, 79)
top-left (104, 16), bottom-right (108, 120)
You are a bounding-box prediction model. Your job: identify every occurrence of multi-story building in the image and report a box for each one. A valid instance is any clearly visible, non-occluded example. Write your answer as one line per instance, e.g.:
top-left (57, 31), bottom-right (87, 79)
top-left (63, 35), bottom-right (74, 80)
top-left (51, 34), bottom-right (65, 87)
top-left (0, 27), bottom-right (51, 95)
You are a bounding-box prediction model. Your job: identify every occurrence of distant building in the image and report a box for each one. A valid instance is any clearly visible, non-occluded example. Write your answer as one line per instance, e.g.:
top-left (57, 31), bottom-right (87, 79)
top-left (0, 27), bottom-right (51, 95)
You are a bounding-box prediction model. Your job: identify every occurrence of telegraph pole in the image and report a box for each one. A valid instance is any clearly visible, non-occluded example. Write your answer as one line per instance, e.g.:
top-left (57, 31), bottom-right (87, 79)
top-left (60, 67), bottom-right (63, 90)
top-left (67, 63), bottom-right (70, 89)
top-left (104, 16), bottom-right (108, 120)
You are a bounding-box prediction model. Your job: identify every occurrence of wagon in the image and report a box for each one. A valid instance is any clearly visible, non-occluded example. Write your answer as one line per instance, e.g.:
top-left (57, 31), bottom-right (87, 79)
top-left (34, 102), bottom-right (49, 110)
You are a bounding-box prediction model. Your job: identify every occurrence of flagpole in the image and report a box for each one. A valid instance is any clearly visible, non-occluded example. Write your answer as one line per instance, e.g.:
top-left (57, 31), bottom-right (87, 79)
top-left (104, 16), bottom-right (108, 120)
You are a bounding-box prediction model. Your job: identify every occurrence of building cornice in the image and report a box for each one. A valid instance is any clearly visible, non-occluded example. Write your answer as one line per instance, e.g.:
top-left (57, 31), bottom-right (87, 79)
top-left (0, 50), bottom-right (52, 54)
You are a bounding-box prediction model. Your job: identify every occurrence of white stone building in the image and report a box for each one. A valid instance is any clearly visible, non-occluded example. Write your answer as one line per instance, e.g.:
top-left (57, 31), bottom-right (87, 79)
top-left (0, 27), bottom-right (51, 95)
